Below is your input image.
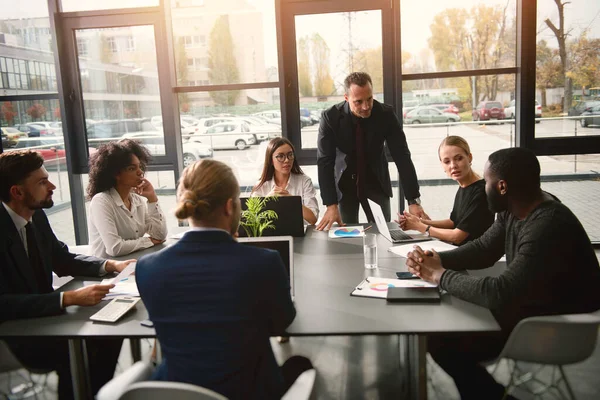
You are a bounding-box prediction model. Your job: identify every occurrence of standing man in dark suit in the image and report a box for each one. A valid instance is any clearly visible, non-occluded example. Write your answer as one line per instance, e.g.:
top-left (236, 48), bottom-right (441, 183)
top-left (0, 150), bottom-right (134, 399)
top-left (316, 72), bottom-right (425, 230)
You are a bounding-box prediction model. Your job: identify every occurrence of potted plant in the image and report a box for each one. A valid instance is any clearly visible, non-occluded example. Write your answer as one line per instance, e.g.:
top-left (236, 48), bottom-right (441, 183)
top-left (239, 196), bottom-right (278, 237)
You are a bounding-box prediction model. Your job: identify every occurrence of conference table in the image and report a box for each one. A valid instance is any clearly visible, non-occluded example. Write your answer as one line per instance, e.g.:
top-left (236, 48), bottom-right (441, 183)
top-left (0, 224), bottom-right (501, 400)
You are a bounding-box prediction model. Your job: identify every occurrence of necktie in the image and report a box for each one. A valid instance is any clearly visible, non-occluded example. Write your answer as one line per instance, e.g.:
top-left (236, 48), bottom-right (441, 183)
top-left (355, 120), bottom-right (367, 199)
top-left (25, 222), bottom-right (51, 293)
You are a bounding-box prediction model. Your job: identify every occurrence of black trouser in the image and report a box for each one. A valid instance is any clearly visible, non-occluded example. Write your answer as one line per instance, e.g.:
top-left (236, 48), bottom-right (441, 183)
top-left (280, 356), bottom-right (313, 393)
top-left (428, 333), bottom-right (515, 400)
top-left (338, 173), bottom-right (391, 224)
top-left (8, 338), bottom-right (123, 400)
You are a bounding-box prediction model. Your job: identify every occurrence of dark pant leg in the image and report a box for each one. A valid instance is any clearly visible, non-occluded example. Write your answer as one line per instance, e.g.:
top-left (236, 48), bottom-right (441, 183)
top-left (8, 338), bottom-right (122, 400)
top-left (361, 189), bottom-right (391, 223)
top-left (8, 339), bottom-right (74, 400)
top-left (428, 334), bottom-right (508, 400)
top-left (338, 180), bottom-right (361, 224)
top-left (280, 355), bottom-right (313, 393)
top-left (87, 338), bottom-right (123, 395)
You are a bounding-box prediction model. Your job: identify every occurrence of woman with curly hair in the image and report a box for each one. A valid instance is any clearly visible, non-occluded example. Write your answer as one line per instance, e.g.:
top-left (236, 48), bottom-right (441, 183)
top-left (87, 139), bottom-right (168, 257)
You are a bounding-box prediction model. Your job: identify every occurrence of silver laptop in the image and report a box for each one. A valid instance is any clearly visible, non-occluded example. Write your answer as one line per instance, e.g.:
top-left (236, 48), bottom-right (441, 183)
top-left (237, 236), bottom-right (294, 300)
top-left (367, 199), bottom-right (432, 244)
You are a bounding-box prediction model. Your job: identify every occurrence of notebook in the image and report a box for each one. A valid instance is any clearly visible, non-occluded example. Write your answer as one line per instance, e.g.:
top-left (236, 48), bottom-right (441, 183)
top-left (368, 199), bottom-right (432, 244)
top-left (351, 277), bottom-right (437, 299)
top-left (238, 196), bottom-right (305, 237)
top-left (386, 287), bottom-right (441, 303)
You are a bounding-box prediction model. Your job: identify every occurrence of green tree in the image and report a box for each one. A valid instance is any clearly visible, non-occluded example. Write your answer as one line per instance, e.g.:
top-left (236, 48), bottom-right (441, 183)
top-left (311, 33), bottom-right (334, 96)
top-left (208, 15), bottom-right (240, 106)
top-left (352, 47), bottom-right (383, 94)
top-left (175, 37), bottom-right (190, 107)
top-left (536, 39), bottom-right (563, 106)
top-left (428, 4), bottom-right (513, 104)
top-left (567, 34), bottom-right (600, 96)
top-left (297, 36), bottom-right (313, 97)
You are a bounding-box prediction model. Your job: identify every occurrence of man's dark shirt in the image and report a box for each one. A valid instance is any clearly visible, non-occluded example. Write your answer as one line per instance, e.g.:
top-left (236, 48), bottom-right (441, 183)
top-left (439, 193), bottom-right (600, 334)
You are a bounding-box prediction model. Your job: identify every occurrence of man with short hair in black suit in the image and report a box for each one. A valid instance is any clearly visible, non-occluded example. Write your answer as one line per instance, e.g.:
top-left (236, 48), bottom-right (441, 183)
top-left (0, 150), bottom-right (134, 399)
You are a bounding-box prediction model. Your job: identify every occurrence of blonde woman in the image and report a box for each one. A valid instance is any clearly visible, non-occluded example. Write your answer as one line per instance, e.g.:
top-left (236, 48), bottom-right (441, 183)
top-left (396, 136), bottom-right (494, 245)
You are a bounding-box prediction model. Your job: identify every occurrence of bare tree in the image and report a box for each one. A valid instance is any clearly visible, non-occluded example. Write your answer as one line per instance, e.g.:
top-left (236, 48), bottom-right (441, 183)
top-left (545, 0), bottom-right (573, 111)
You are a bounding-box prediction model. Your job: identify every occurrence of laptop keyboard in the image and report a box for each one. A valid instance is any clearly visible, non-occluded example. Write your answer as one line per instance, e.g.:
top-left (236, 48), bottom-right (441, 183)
top-left (390, 229), bottom-right (413, 241)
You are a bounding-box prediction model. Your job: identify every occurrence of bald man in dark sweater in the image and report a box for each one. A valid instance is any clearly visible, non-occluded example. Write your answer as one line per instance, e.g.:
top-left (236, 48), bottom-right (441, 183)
top-left (406, 148), bottom-right (600, 400)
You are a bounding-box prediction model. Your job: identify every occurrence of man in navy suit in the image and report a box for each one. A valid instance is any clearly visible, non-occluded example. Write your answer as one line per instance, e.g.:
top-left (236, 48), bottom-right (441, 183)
top-left (317, 72), bottom-right (425, 230)
top-left (137, 159), bottom-right (312, 400)
top-left (0, 150), bottom-right (133, 399)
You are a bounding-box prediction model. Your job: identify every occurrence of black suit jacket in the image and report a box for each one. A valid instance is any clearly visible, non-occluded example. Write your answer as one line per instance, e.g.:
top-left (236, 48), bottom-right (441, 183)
top-left (317, 100), bottom-right (420, 205)
top-left (0, 206), bottom-right (105, 322)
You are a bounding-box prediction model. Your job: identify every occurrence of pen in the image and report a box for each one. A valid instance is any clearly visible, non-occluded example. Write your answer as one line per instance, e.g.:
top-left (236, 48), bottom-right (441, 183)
top-left (362, 225), bottom-right (373, 233)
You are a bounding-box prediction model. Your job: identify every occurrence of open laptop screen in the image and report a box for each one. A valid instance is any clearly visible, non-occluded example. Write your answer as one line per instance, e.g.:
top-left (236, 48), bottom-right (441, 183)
top-left (237, 236), bottom-right (294, 298)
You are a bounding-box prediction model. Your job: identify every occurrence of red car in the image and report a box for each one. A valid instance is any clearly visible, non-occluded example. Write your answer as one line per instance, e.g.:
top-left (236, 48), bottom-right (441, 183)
top-left (13, 138), bottom-right (67, 169)
top-left (472, 101), bottom-right (505, 122)
top-left (431, 104), bottom-right (460, 114)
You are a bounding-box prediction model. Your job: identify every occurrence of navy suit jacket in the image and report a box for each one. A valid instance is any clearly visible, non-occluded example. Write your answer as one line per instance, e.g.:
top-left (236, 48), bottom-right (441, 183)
top-left (0, 206), bottom-right (105, 322)
top-left (136, 230), bottom-right (296, 400)
top-left (317, 100), bottom-right (420, 205)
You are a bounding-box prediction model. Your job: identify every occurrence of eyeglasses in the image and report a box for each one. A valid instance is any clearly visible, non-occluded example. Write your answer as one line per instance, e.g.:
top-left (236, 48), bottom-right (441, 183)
top-left (274, 152), bottom-right (295, 162)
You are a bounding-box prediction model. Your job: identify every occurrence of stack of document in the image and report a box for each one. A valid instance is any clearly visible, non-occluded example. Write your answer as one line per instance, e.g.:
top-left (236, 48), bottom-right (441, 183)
top-left (84, 262), bottom-right (139, 300)
top-left (388, 241), bottom-right (458, 257)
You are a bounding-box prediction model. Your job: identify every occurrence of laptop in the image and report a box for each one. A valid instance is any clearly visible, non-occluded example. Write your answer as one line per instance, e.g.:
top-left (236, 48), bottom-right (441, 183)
top-left (238, 196), bottom-right (305, 237)
top-left (367, 199), bottom-right (432, 244)
top-left (237, 236), bottom-right (294, 299)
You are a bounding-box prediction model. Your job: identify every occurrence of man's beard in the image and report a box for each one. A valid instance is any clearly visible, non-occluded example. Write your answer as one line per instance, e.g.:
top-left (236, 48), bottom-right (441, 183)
top-left (24, 192), bottom-right (54, 210)
top-left (487, 188), bottom-right (507, 213)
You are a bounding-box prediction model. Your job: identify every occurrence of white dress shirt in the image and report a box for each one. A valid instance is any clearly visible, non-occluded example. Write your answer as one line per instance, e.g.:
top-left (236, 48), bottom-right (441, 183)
top-left (88, 188), bottom-right (168, 258)
top-left (251, 173), bottom-right (319, 224)
top-left (2, 202), bottom-right (106, 308)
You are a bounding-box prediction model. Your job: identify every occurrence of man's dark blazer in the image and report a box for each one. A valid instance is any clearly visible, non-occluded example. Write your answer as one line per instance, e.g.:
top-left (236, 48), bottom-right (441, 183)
top-left (136, 230), bottom-right (296, 400)
top-left (0, 206), bottom-right (104, 322)
top-left (317, 100), bottom-right (420, 205)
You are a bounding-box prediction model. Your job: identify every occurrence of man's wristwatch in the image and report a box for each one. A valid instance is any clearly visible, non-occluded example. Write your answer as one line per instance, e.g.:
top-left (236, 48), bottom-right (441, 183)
top-left (425, 225), bottom-right (431, 237)
top-left (407, 197), bottom-right (421, 206)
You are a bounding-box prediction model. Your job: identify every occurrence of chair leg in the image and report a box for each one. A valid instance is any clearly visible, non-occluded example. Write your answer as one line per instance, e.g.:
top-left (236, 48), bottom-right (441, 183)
top-left (558, 366), bottom-right (577, 400)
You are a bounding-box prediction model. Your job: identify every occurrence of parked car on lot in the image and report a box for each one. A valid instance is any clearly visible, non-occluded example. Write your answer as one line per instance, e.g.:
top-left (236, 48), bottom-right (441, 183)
top-left (472, 101), bottom-right (505, 122)
top-left (12, 137), bottom-right (66, 169)
top-left (26, 122), bottom-right (61, 136)
top-left (568, 100), bottom-right (600, 116)
top-left (404, 106), bottom-right (461, 124)
top-left (504, 99), bottom-right (542, 122)
top-left (122, 131), bottom-right (213, 167)
top-left (195, 117), bottom-right (238, 134)
top-left (1, 127), bottom-right (28, 147)
top-left (86, 119), bottom-right (155, 147)
top-left (580, 104), bottom-right (600, 127)
top-left (430, 104), bottom-right (460, 114)
top-left (201, 122), bottom-right (256, 150)
top-left (151, 116), bottom-right (200, 137)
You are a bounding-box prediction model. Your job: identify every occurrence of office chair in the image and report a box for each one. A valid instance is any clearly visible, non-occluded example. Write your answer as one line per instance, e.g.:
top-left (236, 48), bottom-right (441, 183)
top-left (492, 310), bottom-right (600, 400)
top-left (97, 361), bottom-right (317, 400)
top-left (0, 340), bottom-right (51, 400)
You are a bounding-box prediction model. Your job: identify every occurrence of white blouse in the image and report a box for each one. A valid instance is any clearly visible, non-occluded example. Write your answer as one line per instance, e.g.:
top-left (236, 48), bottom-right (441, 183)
top-left (251, 173), bottom-right (319, 224)
top-left (88, 188), bottom-right (168, 258)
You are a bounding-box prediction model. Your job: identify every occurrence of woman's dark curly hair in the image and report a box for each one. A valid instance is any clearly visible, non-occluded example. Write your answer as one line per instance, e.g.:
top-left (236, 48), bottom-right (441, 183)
top-left (87, 139), bottom-right (152, 199)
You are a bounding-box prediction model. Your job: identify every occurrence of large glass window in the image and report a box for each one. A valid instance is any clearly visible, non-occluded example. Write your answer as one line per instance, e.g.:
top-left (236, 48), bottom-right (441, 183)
top-left (535, 0), bottom-right (600, 138)
top-left (74, 26), bottom-right (164, 152)
top-left (295, 11), bottom-right (384, 150)
top-left (178, 88), bottom-right (281, 187)
top-left (170, 0), bottom-right (278, 86)
top-left (60, 0), bottom-right (159, 12)
top-left (400, 0), bottom-right (517, 74)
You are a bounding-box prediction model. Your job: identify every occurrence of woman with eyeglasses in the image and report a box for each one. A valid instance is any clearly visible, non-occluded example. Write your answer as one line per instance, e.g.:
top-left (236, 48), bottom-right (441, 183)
top-left (252, 137), bottom-right (319, 225)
